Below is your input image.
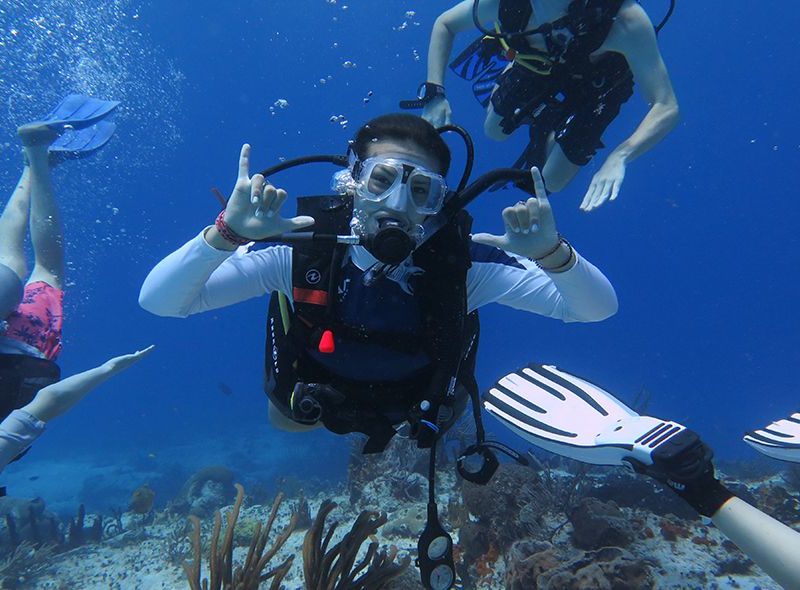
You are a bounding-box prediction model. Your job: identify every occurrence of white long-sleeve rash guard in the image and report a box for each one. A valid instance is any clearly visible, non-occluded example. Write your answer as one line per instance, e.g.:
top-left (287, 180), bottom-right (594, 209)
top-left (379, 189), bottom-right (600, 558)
top-left (140, 229), bottom-right (618, 323)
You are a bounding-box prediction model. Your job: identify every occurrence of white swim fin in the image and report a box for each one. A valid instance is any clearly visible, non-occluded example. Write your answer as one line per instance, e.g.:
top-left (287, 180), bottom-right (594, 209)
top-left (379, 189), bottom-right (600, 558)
top-left (743, 413), bottom-right (800, 464)
top-left (483, 363), bottom-right (687, 467)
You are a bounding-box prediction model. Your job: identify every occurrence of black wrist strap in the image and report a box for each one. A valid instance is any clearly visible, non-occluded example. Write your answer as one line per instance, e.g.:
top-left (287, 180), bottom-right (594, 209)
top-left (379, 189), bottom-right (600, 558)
top-left (399, 82), bottom-right (446, 110)
top-left (680, 479), bottom-right (735, 518)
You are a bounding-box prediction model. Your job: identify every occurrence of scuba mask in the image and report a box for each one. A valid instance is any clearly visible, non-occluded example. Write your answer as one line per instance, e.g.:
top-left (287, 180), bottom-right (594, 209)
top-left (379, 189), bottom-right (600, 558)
top-left (353, 156), bottom-right (448, 216)
top-left (347, 154), bottom-right (448, 265)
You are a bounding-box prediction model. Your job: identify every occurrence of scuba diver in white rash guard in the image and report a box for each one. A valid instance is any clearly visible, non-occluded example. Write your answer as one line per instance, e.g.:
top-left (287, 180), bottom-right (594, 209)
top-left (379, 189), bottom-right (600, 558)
top-left (140, 113), bottom-right (618, 589)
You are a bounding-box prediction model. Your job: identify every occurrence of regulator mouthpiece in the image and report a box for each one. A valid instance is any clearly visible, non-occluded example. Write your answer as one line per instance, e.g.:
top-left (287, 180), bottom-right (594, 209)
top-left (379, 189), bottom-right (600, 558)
top-left (364, 219), bottom-right (418, 265)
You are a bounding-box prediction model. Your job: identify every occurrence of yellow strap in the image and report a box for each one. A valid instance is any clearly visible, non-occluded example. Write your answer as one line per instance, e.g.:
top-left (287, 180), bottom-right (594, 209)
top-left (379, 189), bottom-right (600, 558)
top-left (495, 22), bottom-right (554, 75)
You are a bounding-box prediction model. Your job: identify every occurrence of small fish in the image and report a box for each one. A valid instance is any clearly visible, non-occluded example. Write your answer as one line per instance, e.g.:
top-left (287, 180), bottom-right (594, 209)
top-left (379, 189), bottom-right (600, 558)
top-left (217, 382), bottom-right (234, 396)
top-left (28, 475), bottom-right (39, 481)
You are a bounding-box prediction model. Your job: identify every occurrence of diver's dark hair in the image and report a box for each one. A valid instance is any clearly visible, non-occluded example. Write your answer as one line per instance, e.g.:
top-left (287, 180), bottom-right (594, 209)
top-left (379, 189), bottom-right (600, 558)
top-left (351, 113), bottom-right (451, 175)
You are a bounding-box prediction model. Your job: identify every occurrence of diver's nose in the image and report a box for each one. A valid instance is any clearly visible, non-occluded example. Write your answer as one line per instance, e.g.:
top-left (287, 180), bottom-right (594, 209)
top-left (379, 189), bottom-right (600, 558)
top-left (383, 185), bottom-right (410, 213)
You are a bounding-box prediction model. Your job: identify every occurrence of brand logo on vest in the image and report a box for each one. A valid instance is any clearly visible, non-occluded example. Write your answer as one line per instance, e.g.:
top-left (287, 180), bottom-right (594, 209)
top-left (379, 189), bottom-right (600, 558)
top-left (269, 317), bottom-right (279, 374)
top-left (305, 269), bottom-right (322, 285)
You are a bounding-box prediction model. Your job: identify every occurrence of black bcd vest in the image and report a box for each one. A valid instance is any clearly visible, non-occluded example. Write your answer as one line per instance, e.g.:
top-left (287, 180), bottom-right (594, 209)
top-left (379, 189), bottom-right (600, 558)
top-left (263, 194), bottom-right (479, 453)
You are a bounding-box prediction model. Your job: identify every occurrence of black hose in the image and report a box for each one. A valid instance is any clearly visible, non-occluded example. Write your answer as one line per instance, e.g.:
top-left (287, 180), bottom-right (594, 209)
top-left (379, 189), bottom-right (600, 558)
top-left (654, 0), bottom-right (676, 34)
top-left (259, 154), bottom-right (348, 178)
top-left (437, 124), bottom-right (474, 193)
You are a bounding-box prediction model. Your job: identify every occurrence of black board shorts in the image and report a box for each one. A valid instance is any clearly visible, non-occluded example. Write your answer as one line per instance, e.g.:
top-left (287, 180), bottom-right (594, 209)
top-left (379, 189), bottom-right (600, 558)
top-left (491, 53), bottom-right (634, 167)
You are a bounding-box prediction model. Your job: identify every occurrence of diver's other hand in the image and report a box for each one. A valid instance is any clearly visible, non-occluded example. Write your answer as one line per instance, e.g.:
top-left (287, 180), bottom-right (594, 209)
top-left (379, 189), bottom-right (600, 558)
top-left (221, 144), bottom-right (315, 242)
top-left (102, 345), bottom-right (156, 374)
top-left (471, 167), bottom-right (563, 260)
top-left (422, 96), bottom-right (452, 127)
top-left (580, 153), bottom-right (626, 212)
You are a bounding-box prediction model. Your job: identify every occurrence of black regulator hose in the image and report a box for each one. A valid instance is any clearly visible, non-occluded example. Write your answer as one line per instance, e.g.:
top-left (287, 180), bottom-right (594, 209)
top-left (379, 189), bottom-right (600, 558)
top-left (259, 154), bottom-right (348, 178)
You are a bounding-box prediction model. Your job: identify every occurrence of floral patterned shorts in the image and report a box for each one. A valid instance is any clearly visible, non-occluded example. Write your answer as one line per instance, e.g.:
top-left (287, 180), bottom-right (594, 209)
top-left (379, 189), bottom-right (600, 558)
top-left (3, 282), bottom-right (63, 361)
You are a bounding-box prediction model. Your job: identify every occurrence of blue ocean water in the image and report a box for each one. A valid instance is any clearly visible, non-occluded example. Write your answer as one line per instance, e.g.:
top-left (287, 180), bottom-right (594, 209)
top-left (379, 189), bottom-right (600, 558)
top-left (0, 0), bottom-right (797, 518)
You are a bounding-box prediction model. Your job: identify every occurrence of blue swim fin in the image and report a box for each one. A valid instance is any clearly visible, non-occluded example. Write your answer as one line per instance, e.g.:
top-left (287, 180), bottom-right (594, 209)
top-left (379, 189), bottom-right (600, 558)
top-left (42, 94), bottom-right (120, 131)
top-left (49, 120), bottom-right (117, 160)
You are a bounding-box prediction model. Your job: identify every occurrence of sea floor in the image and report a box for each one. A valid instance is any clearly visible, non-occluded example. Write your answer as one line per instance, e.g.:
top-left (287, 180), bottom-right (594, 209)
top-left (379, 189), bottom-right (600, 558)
top-left (0, 430), bottom-right (796, 590)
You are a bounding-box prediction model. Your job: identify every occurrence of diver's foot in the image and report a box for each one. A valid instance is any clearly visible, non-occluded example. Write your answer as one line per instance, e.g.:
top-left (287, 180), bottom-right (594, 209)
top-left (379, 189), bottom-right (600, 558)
top-left (17, 122), bottom-right (60, 148)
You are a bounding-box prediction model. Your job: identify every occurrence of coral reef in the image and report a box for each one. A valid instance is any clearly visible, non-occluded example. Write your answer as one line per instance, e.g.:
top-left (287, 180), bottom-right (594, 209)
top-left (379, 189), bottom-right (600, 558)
top-left (537, 546), bottom-right (654, 590)
top-left (303, 499), bottom-right (410, 589)
top-left (0, 541), bottom-right (56, 589)
top-left (568, 498), bottom-right (633, 550)
top-left (66, 504), bottom-right (102, 548)
top-left (460, 463), bottom-right (561, 553)
top-left (0, 497), bottom-right (60, 549)
top-left (171, 466), bottom-right (236, 518)
top-left (183, 483), bottom-right (297, 590)
top-left (505, 542), bottom-right (654, 590)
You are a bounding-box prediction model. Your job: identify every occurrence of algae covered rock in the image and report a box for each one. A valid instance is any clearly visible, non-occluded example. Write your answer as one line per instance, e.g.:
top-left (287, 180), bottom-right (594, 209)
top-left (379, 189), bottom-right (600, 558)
top-left (569, 497), bottom-right (633, 550)
top-left (169, 465), bottom-right (236, 517)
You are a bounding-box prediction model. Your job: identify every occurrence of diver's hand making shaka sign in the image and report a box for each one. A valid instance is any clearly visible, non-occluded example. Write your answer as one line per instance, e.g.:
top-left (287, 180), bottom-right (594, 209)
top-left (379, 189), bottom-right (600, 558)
top-left (207, 144), bottom-right (315, 250)
top-left (471, 167), bottom-right (577, 273)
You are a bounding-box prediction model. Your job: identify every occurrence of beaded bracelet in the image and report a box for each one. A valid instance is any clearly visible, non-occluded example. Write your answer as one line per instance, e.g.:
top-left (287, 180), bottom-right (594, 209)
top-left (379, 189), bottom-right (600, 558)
top-left (214, 210), bottom-right (251, 246)
top-left (532, 234), bottom-right (564, 262)
top-left (535, 238), bottom-right (576, 272)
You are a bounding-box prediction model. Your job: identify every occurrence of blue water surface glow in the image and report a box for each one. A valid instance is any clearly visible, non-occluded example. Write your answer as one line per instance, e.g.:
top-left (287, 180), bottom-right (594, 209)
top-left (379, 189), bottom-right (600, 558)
top-left (0, 0), bottom-right (797, 513)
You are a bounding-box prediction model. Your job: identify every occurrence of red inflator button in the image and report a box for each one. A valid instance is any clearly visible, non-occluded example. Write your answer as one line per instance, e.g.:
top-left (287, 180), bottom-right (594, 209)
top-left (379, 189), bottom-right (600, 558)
top-left (318, 329), bottom-right (335, 354)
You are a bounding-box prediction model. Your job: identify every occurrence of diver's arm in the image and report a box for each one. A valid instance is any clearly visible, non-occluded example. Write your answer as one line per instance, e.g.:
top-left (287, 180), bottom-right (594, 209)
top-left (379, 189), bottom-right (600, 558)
top-left (140, 144), bottom-right (306, 317)
top-left (607, 2), bottom-right (679, 163)
top-left (636, 430), bottom-right (800, 590)
top-left (469, 167), bottom-right (618, 321)
top-left (0, 410), bottom-right (45, 472)
top-left (467, 251), bottom-right (618, 321)
top-left (423, 0), bottom-right (499, 125)
top-left (23, 347), bottom-right (154, 422)
top-left (711, 497), bottom-right (800, 590)
top-left (426, 0), bottom-right (499, 86)
top-left (580, 1), bottom-right (679, 211)
top-left (139, 233), bottom-right (292, 317)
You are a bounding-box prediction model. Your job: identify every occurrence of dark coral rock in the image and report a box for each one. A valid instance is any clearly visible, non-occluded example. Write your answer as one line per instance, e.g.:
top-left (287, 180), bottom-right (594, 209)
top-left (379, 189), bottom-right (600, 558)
top-left (569, 498), bottom-right (633, 550)
top-left (717, 458), bottom-right (779, 482)
top-left (0, 496), bottom-right (61, 549)
top-left (786, 465), bottom-right (800, 492)
top-left (587, 473), bottom-right (696, 520)
top-left (458, 521), bottom-right (490, 564)
top-left (461, 463), bottom-right (548, 550)
top-left (504, 540), bottom-right (560, 590)
top-left (756, 485), bottom-right (800, 524)
top-left (169, 465), bottom-right (236, 517)
top-left (537, 546), bottom-right (654, 590)
top-left (659, 517), bottom-right (690, 542)
top-left (716, 557), bottom-right (753, 576)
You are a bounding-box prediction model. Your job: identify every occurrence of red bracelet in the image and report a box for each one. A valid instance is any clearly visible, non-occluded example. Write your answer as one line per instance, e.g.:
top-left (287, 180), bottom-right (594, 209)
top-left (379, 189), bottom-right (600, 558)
top-left (214, 210), bottom-right (251, 245)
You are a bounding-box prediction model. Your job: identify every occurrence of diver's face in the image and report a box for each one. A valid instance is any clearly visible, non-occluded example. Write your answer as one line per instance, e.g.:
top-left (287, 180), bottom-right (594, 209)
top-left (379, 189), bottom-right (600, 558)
top-left (353, 139), bottom-right (444, 233)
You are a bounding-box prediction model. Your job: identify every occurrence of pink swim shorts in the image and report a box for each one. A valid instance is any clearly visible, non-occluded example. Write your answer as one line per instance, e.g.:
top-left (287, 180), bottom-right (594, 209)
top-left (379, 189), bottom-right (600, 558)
top-left (3, 281), bottom-right (64, 361)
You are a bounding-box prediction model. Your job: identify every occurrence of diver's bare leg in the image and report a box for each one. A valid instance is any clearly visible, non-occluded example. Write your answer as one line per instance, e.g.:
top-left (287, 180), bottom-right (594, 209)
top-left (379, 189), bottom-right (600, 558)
top-left (0, 168), bottom-right (32, 281)
top-left (541, 143), bottom-right (581, 193)
top-left (18, 124), bottom-right (63, 290)
top-left (483, 103), bottom-right (512, 142)
top-left (0, 167), bottom-right (32, 317)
